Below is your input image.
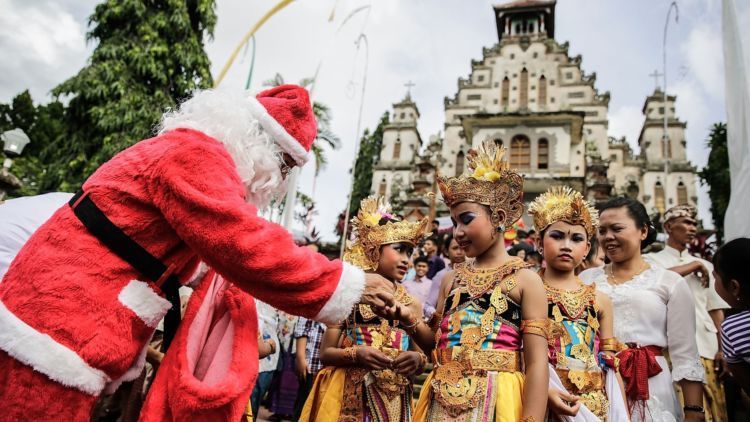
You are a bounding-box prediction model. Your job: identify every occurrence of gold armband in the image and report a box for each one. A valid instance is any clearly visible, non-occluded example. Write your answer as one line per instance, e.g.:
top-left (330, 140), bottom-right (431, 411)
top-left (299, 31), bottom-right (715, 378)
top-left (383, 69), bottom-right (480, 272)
top-left (344, 346), bottom-right (358, 364)
top-left (520, 319), bottom-right (551, 339)
top-left (418, 352), bottom-right (428, 369)
top-left (600, 337), bottom-right (625, 353)
top-left (521, 417), bottom-right (536, 422)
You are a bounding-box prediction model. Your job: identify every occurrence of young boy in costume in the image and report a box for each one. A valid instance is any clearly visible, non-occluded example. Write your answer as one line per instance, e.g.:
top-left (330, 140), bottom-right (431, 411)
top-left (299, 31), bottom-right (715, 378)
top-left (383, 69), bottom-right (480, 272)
top-left (299, 196), bottom-right (429, 422)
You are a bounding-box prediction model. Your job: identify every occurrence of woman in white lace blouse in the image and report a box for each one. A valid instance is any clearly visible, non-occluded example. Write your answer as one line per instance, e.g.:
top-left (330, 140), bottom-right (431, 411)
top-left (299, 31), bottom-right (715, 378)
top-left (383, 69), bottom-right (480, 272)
top-left (580, 197), bottom-right (705, 422)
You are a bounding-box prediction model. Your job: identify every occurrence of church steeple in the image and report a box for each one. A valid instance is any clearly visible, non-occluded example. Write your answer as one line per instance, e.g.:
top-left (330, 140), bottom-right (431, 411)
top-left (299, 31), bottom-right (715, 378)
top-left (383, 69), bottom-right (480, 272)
top-left (494, 0), bottom-right (556, 43)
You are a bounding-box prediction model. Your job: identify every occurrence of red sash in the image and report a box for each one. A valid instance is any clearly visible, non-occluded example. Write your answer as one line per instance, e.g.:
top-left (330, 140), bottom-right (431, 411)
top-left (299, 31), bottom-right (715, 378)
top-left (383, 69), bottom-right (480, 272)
top-left (618, 345), bottom-right (663, 401)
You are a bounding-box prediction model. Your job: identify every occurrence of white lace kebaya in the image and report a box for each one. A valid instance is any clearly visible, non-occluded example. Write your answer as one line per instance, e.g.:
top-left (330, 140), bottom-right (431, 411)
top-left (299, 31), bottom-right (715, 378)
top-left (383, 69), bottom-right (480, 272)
top-left (580, 266), bottom-right (705, 421)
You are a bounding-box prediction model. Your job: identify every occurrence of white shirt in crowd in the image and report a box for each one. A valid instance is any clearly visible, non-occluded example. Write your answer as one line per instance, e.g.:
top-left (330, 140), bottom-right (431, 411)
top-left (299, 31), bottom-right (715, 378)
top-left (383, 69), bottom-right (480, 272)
top-left (255, 299), bottom-right (280, 373)
top-left (0, 192), bottom-right (73, 279)
top-left (580, 266), bottom-right (705, 421)
top-left (646, 246), bottom-right (729, 359)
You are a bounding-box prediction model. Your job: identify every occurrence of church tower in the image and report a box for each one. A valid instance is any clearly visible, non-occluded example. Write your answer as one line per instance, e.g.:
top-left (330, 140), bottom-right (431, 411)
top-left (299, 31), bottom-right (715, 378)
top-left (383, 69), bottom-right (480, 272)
top-left (637, 89), bottom-right (695, 215)
top-left (370, 92), bottom-right (423, 202)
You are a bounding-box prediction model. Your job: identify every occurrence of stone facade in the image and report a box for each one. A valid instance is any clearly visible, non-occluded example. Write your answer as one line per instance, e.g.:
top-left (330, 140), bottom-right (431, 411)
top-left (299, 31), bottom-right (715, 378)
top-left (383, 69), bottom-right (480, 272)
top-left (370, 0), bottom-right (698, 224)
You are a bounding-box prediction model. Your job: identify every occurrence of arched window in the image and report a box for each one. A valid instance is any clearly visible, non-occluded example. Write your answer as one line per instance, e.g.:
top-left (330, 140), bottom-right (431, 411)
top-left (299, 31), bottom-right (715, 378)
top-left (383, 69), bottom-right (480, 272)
top-left (654, 182), bottom-right (666, 214)
top-left (455, 151), bottom-right (465, 176)
top-left (378, 178), bottom-right (387, 197)
top-left (538, 75), bottom-right (547, 106)
top-left (510, 135), bottom-right (531, 169)
top-left (501, 77), bottom-right (510, 107)
top-left (676, 181), bottom-right (688, 205)
top-left (519, 68), bottom-right (529, 109)
top-left (538, 138), bottom-right (549, 169)
top-left (392, 138), bottom-right (401, 160)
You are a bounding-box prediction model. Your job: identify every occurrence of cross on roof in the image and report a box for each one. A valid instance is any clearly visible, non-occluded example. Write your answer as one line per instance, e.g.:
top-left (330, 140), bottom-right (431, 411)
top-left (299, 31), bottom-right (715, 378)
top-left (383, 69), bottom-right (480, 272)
top-left (404, 80), bottom-right (415, 97)
top-left (649, 70), bottom-right (664, 91)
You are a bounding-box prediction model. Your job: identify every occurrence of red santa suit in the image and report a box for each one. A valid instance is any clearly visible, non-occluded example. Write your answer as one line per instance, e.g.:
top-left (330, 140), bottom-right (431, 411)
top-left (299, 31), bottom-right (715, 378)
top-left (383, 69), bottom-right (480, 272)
top-left (0, 85), bottom-right (365, 420)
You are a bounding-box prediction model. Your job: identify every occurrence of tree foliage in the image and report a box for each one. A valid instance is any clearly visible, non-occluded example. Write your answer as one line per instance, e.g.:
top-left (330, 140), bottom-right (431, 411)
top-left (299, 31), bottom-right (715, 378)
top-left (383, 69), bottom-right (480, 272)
top-left (349, 111), bottom-right (389, 215)
top-left (0, 91), bottom-right (66, 196)
top-left (38, 0), bottom-right (217, 192)
top-left (698, 122), bottom-right (730, 243)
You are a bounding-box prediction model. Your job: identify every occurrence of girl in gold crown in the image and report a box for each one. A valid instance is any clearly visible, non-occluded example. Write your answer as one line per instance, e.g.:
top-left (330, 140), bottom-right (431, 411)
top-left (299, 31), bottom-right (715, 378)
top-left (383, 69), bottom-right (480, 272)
top-left (407, 140), bottom-right (549, 421)
top-left (528, 187), bottom-right (628, 421)
top-left (299, 196), bottom-right (429, 422)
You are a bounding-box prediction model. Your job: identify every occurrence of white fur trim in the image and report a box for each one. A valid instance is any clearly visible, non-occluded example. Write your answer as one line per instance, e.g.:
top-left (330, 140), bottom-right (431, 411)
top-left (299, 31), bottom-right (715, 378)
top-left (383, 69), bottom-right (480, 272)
top-left (246, 96), bottom-right (309, 166)
top-left (103, 339), bottom-right (150, 395)
top-left (118, 280), bottom-right (172, 328)
top-left (0, 299), bottom-right (110, 395)
top-left (314, 263), bottom-right (366, 325)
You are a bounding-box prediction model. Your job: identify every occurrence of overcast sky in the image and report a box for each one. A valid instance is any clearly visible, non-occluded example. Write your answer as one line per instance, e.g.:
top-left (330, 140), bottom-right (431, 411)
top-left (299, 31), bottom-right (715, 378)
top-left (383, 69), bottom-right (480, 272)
top-left (0, 0), bottom-right (727, 240)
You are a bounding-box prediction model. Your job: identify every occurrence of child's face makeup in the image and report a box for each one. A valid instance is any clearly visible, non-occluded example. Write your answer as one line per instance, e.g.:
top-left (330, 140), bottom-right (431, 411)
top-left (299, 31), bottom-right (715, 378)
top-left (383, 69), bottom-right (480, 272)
top-left (377, 242), bottom-right (413, 281)
top-left (450, 202), bottom-right (499, 258)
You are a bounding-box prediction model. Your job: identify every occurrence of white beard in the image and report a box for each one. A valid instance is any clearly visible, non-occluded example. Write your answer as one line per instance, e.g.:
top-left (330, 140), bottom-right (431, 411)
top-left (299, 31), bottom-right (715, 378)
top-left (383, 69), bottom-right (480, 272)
top-left (157, 89), bottom-right (288, 209)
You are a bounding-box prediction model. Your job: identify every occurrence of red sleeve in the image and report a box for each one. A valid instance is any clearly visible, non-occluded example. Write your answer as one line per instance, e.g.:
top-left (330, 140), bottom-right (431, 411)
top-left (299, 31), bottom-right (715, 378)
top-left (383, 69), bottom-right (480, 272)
top-left (148, 134), bottom-right (363, 323)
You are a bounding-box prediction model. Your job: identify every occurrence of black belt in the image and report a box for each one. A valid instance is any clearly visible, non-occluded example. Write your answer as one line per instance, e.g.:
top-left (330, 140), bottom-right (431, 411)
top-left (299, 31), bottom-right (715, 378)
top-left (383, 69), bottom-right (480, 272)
top-left (69, 191), bottom-right (181, 352)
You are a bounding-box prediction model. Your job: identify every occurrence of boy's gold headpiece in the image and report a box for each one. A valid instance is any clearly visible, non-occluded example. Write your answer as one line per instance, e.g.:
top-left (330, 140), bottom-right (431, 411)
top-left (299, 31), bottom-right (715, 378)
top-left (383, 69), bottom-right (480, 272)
top-left (528, 186), bottom-right (599, 238)
top-left (344, 196), bottom-right (428, 271)
top-left (437, 139), bottom-right (525, 229)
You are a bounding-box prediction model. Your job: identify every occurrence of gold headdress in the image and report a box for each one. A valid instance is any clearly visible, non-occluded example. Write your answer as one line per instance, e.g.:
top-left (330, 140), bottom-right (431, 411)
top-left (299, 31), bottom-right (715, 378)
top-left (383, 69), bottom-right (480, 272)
top-left (528, 186), bottom-right (599, 238)
top-left (436, 139), bottom-right (524, 229)
top-left (344, 196), bottom-right (429, 271)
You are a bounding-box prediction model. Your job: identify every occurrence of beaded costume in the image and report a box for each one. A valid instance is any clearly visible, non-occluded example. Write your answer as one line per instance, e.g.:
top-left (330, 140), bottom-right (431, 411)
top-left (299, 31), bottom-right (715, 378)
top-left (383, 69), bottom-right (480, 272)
top-left (545, 281), bottom-right (612, 419)
top-left (300, 196), bottom-right (427, 422)
top-left (415, 259), bottom-right (531, 420)
top-left (415, 140), bottom-right (543, 421)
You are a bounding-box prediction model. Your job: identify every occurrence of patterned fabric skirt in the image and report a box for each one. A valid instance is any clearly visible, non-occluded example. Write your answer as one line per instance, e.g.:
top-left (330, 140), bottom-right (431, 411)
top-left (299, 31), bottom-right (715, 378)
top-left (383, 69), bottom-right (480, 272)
top-left (413, 370), bottom-right (524, 421)
top-left (267, 349), bottom-right (299, 416)
top-left (299, 366), bottom-right (413, 422)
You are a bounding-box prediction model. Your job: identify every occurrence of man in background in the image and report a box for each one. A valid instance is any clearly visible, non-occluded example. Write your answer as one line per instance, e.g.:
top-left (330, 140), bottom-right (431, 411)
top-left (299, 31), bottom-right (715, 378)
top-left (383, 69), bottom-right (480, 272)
top-left (646, 205), bottom-right (729, 422)
top-left (403, 256), bottom-right (433, 318)
top-left (423, 236), bottom-right (444, 279)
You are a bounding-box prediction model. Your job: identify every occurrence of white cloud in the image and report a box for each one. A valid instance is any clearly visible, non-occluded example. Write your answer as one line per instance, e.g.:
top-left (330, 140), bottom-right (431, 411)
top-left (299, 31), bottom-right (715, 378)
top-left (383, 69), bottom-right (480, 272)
top-left (0, 0), bottom-right (94, 102)
top-left (608, 105), bottom-right (644, 151)
top-left (680, 23), bottom-right (724, 101)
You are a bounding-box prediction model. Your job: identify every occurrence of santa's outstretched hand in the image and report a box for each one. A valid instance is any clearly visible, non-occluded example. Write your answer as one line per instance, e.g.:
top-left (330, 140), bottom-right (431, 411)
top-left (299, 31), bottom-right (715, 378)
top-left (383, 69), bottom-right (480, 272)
top-left (362, 272), bottom-right (398, 313)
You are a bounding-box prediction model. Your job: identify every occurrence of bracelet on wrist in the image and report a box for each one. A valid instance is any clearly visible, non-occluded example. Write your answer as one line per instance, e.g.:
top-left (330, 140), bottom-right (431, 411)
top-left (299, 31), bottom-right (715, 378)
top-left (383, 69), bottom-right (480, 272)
top-left (344, 346), bottom-right (358, 364)
top-left (402, 317), bottom-right (420, 329)
top-left (683, 405), bottom-right (704, 413)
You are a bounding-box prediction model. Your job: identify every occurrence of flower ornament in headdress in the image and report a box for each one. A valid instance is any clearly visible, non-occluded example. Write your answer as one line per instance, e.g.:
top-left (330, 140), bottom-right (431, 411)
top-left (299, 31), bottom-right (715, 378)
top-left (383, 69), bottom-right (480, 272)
top-left (437, 139), bottom-right (525, 229)
top-left (344, 196), bottom-right (429, 271)
top-left (528, 186), bottom-right (599, 238)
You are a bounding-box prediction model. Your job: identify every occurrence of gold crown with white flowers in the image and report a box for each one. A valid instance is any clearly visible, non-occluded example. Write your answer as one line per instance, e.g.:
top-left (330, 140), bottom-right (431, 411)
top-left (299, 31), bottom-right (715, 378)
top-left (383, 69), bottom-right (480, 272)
top-left (437, 139), bottom-right (525, 229)
top-left (344, 196), bottom-right (429, 271)
top-left (528, 186), bottom-right (599, 238)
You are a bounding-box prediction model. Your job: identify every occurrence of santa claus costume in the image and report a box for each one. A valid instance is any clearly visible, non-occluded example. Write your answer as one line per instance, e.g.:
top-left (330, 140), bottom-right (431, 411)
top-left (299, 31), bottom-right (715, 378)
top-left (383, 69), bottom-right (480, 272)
top-left (0, 85), bottom-right (366, 420)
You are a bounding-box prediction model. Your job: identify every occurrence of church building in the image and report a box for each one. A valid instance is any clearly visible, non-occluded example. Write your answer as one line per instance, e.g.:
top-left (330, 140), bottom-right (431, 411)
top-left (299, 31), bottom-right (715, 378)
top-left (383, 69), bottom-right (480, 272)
top-left (370, 0), bottom-right (698, 226)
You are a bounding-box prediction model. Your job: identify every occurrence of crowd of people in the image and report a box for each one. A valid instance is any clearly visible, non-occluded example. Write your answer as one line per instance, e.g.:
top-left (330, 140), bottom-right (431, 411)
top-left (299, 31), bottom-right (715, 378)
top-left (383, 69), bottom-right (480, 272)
top-left (0, 85), bottom-right (749, 422)
top-left (243, 141), bottom-right (750, 422)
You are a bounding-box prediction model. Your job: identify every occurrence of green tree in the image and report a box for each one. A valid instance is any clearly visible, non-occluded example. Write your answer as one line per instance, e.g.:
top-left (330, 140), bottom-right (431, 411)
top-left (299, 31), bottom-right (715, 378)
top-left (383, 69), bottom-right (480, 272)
top-left (698, 122), bottom-right (730, 243)
top-left (42, 0), bottom-right (216, 192)
top-left (0, 91), bottom-right (66, 196)
top-left (349, 111), bottom-right (389, 215)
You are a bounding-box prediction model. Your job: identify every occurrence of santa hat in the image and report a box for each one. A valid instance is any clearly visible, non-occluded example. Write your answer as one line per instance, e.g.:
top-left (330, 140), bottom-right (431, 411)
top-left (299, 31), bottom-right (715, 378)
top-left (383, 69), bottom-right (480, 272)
top-left (246, 84), bottom-right (317, 166)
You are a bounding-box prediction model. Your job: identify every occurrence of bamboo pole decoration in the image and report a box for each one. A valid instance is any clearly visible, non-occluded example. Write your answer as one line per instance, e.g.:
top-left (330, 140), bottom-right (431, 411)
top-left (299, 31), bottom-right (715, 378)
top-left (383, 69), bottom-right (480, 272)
top-left (214, 0), bottom-right (295, 88)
